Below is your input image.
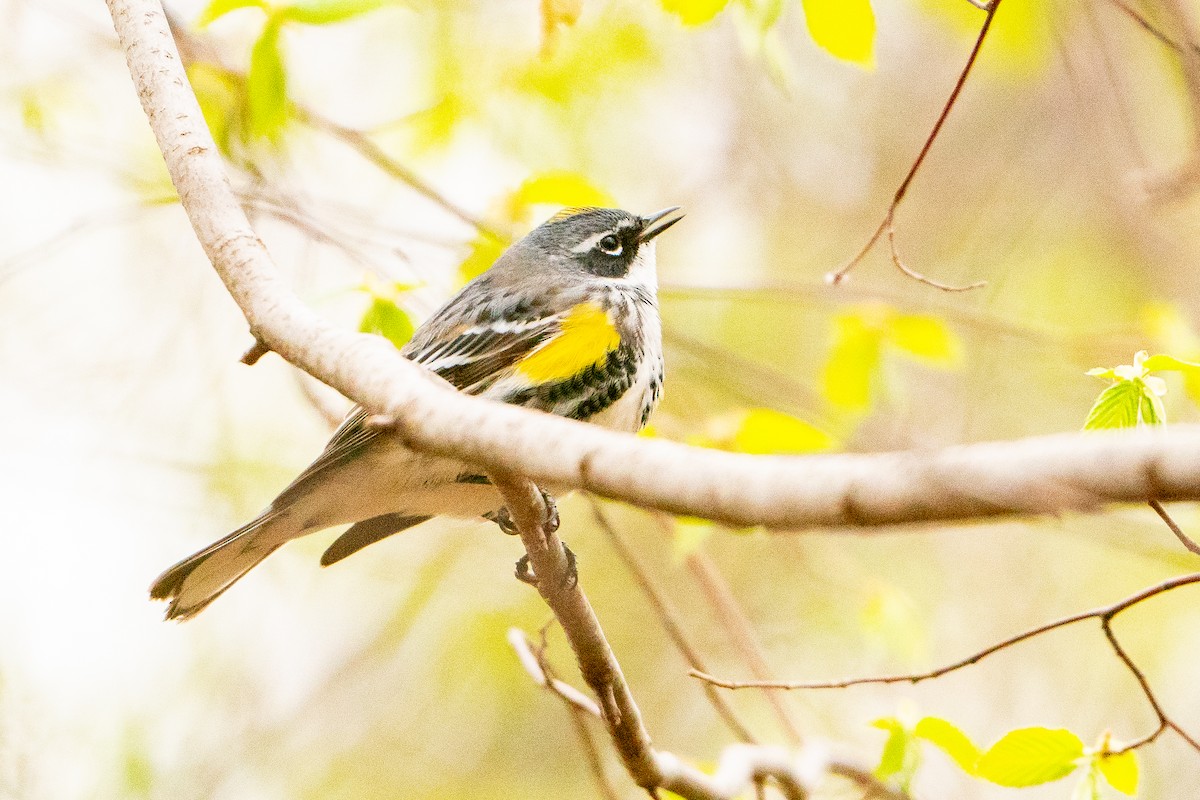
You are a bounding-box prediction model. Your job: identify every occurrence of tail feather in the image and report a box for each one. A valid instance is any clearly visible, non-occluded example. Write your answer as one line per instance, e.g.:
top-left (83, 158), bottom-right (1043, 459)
top-left (320, 514), bottom-right (430, 567)
top-left (150, 514), bottom-right (285, 621)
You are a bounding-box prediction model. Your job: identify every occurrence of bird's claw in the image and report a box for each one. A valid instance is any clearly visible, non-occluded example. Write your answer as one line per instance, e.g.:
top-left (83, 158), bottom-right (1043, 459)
top-left (514, 542), bottom-right (578, 591)
top-left (489, 488), bottom-right (559, 536)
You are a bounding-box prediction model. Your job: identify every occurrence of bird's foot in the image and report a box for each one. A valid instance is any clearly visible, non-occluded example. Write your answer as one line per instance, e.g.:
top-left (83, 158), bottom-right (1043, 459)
top-left (488, 488), bottom-right (559, 536)
top-left (514, 542), bottom-right (578, 591)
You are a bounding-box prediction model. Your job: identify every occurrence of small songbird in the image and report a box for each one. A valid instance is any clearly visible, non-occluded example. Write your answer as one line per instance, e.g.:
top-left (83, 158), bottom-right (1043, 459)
top-left (150, 206), bottom-right (683, 620)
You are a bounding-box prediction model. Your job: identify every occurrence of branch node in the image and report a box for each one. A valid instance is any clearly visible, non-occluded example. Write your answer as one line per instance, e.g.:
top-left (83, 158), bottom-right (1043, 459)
top-left (240, 336), bottom-right (271, 365)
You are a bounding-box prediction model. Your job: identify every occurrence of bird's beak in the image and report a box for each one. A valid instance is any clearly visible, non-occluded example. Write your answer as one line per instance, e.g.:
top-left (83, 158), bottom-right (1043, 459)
top-left (638, 206), bottom-right (685, 242)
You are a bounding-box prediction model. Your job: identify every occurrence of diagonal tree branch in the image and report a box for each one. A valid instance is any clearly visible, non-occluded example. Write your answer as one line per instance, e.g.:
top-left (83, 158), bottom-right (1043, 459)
top-left (491, 473), bottom-right (907, 800)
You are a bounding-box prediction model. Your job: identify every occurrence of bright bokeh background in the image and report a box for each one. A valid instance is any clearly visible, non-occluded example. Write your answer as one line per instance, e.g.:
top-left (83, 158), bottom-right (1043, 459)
top-left (3, 0), bottom-right (1200, 797)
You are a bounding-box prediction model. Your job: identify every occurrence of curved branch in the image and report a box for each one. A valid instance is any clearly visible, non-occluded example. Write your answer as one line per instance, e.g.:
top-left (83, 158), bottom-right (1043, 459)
top-left (107, 0), bottom-right (1200, 534)
top-left (691, 572), bottom-right (1200, 691)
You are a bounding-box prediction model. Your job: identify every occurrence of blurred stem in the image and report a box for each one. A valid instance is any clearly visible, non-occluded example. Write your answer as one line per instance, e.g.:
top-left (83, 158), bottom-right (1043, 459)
top-left (650, 513), bottom-right (804, 746)
top-left (589, 499), bottom-right (759, 745)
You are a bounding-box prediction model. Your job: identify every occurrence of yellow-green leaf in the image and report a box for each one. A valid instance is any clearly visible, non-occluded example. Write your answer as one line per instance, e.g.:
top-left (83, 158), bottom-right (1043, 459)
top-left (1139, 385), bottom-right (1165, 425)
top-left (278, 0), bottom-right (388, 25)
top-left (976, 727), bottom-right (1084, 787)
top-left (359, 297), bottom-right (414, 350)
top-left (1143, 353), bottom-right (1200, 375)
top-left (730, 408), bottom-right (833, 454)
top-left (1083, 380), bottom-right (1142, 431)
top-left (872, 717), bottom-right (919, 787)
top-left (456, 233), bottom-right (509, 285)
top-left (822, 311), bottom-right (883, 411)
top-left (188, 62), bottom-right (243, 157)
top-left (1097, 750), bottom-right (1139, 796)
top-left (246, 17), bottom-right (288, 141)
top-left (887, 314), bottom-right (961, 366)
top-left (508, 171), bottom-right (615, 222)
top-left (660, 0), bottom-right (730, 26)
top-left (197, 0), bottom-right (270, 27)
top-left (800, 0), bottom-right (875, 68)
top-left (914, 717), bottom-right (981, 775)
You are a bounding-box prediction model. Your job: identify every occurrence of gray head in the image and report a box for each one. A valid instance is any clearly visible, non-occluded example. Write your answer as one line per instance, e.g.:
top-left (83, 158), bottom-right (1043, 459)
top-left (501, 206), bottom-right (684, 281)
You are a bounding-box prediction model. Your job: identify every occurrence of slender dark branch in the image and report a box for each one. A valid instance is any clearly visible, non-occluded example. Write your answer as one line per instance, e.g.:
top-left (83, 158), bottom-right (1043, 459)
top-left (691, 573), bottom-right (1200, 690)
top-left (1149, 499), bottom-right (1200, 555)
top-left (589, 499), bottom-right (759, 745)
top-left (1102, 619), bottom-right (1200, 753)
top-left (829, 0), bottom-right (1000, 286)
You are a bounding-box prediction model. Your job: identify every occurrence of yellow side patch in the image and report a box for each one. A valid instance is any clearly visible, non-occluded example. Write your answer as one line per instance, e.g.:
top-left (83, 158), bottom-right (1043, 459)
top-left (517, 303), bottom-right (619, 383)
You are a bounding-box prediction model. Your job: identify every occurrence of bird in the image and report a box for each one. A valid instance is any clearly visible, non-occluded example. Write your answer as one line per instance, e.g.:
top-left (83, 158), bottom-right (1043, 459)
top-left (150, 205), bottom-right (683, 620)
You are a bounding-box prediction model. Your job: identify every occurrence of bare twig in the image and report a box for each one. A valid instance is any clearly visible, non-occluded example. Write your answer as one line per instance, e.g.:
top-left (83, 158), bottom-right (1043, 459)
top-left (885, 220), bottom-right (987, 293)
top-left (1148, 499), bottom-right (1200, 556)
top-left (828, 0), bottom-right (1000, 288)
top-left (508, 627), bottom-right (621, 800)
top-left (693, 573), bottom-right (1200, 755)
top-left (692, 573), bottom-right (1200, 690)
top-left (589, 500), bottom-right (759, 745)
top-left (1100, 620), bottom-right (1200, 754)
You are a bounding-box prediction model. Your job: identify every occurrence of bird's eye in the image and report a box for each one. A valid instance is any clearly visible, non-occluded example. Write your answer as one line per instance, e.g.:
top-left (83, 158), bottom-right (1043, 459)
top-left (597, 234), bottom-right (622, 256)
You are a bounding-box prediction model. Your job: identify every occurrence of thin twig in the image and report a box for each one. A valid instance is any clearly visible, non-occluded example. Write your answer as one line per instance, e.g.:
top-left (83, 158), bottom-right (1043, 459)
top-left (1148, 500), bottom-right (1200, 556)
top-left (828, 0), bottom-right (1000, 287)
top-left (885, 220), bottom-right (987, 293)
top-left (507, 628), bottom-right (603, 718)
top-left (691, 572), bottom-right (1200, 690)
top-left (508, 626), bottom-right (621, 800)
top-left (1099, 620), bottom-right (1200, 754)
top-left (589, 499), bottom-right (759, 745)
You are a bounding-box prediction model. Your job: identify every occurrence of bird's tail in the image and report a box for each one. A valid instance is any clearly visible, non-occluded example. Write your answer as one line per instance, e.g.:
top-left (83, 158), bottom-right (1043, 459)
top-left (150, 513), bottom-right (286, 621)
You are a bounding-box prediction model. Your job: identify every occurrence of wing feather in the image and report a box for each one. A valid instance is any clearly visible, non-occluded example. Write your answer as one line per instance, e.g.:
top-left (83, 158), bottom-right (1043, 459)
top-left (269, 311), bottom-right (564, 510)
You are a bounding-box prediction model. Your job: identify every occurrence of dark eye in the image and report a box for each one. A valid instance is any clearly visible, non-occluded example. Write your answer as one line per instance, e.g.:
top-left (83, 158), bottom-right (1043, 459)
top-left (597, 234), bottom-right (622, 256)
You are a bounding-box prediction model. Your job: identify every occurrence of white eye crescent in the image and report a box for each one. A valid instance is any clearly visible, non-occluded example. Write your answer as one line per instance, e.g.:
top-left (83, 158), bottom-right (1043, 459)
top-left (597, 234), bottom-right (622, 256)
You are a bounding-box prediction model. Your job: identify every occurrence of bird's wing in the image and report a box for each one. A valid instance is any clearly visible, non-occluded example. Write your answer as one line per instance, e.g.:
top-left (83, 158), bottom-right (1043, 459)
top-left (268, 312), bottom-right (565, 511)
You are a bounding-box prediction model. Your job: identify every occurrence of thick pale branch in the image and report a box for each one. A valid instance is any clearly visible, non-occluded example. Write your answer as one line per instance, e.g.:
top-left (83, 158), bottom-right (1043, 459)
top-left (107, 0), bottom-right (1200, 534)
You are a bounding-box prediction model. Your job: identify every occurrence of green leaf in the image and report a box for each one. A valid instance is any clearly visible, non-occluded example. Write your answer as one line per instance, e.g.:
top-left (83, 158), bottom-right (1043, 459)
top-left (359, 297), bottom-right (415, 349)
top-left (246, 17), bottom-right (288, 142)
top-left (197, 0), bottom-right (270, 27)
top-left (278, 0), bottom-right (389, 25)
top-left (1139, 384), bottom-right (1165, 425)
top-left (730, 408), bottom-right (833, 454)
top-left (914, 717), bottom-right (981, 775)
top-left (887, 314), bottom-right (961, 366)
top-left (660, 0), bottom-right (730, 26)
top-left (976, 727), bottom-right (1084, 787)
top-left (800, 0), bottom-right (875, 68)
top-left (872, 718), bottom-right (913, 780)
top-left (1070, 764), bottom-right (1102, 800)
top-left (1097, 749), bottom-right (1138, 795)
top-left (1083, 380), bottom-right (1142, 431)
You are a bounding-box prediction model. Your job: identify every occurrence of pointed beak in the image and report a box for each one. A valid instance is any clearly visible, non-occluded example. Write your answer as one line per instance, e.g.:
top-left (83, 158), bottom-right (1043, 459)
top-left (638, 206), bottom-right (685, 243)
